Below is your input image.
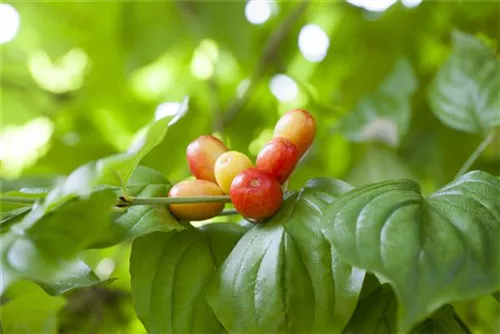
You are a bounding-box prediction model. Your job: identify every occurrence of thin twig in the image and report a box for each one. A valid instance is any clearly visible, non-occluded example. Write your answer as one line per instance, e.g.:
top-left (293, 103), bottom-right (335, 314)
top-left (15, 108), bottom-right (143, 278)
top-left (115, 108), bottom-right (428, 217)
top-left (0, 195), bottom-right (232, 207)
top-left (455, 130), bottom-right (497, 179)
top-left (129, 196), bottom-right (231, 206)
top-left (222, 1), bottom-right (310, 126)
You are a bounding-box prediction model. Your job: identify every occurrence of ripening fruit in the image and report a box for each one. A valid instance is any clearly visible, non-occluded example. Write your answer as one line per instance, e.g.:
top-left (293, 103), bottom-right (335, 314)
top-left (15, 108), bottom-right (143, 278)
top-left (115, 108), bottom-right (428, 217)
top-left (168, 180), bottom-right (225, 221)
top-left (214, 151), bottom-right (254, 194)
top-left (230, 168), bottom-right (283, 220)
top-left (273, 109), bottom-right (316, 158)
top-left (256, 137), bottom-right (298, 184)
top-left (186, 135), bottom-right (228, 183)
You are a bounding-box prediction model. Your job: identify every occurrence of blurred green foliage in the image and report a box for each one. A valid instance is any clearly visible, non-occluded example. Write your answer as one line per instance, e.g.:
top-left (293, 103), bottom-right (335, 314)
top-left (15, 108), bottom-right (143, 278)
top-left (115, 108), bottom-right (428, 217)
top-left (1, 1), bottom-right (499, 333)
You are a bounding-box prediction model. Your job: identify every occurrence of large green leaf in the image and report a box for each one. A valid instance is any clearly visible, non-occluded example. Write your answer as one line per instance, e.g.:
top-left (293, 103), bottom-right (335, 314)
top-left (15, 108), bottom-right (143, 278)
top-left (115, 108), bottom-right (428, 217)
top-left (129, 223), bottom-right (246, 334)
top-left (94, 166), bottom-right (184, 247)
top-left (339, 58), bottom-right (418, 147)
top-left (322, 170), bottom-right (500, 331)
top-left (0, 281), bottom-right (65, 334)
top-left (429, 30), bottom-right (500, 133)
top-left (0, 190), bottom-right (116, 295)
top-left (206, 178), bottom-right (365, 334)
top-left (96, 97), bottom-right (189, 186)
top-left (344, 277), bottom-right (469, 334)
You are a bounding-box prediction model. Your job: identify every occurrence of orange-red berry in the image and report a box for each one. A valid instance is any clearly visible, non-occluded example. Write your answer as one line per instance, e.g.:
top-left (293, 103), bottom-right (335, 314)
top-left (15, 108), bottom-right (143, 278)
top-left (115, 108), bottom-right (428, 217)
top-left (186, 135), bottom-right (228, 183)
top-left (273, 109), bottom-right (316, 158)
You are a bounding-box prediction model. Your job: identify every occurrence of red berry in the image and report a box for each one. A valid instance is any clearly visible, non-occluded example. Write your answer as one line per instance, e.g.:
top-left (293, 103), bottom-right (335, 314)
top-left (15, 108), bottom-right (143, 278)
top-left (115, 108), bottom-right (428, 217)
top-left (256, 137), bottom-right (298, 184)
top-left (230, 168), bottom-right (283, 221)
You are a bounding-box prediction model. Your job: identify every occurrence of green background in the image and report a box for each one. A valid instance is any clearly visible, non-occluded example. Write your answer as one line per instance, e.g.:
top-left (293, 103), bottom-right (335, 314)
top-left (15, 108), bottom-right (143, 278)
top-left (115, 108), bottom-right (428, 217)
top-left (1, 1), bottom-right (499, 333)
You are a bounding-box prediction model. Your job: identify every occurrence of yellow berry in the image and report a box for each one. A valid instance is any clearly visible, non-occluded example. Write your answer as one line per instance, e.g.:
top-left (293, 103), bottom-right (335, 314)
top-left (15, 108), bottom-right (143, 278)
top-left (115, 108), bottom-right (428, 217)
top-left (214, 151), bottom-right (254, 194)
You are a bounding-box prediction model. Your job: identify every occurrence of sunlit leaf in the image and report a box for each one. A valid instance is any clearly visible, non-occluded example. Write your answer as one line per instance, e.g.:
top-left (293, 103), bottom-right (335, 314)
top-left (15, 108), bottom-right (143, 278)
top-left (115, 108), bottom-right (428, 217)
top-left (207, 178), bottom-right (365, 333)
top-left (96, 97), bottom-right (189, 186)
top-left (1, 190), bottom-right (116, 295)
top-left (322, 170), bottom-right (500, 331)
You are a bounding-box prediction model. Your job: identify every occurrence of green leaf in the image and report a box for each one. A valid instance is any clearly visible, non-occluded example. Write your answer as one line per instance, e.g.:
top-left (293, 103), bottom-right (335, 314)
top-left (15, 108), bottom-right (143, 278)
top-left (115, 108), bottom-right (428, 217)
top-left (130, 223), bottom-right (245, 334)
top-left (141, 98), bottom-right (211, 180)
top-left (207, 178), bottom-right (365, 333)
top-left (1, 281), bottom-right (65, 334)
top-left (429, 30), bottom-right (500, 133)
top-left (1, 190), bottom-right (44, 214)
top-left (412, 306), bottom-right (469, 334)
top-left (1, 190), bottom-right (116, 295)
top-left (343, 283), bottom-right (398, 334)
top-left (96, 97), bottom-right (189, 186)
top-left (322, 170), bottom-right (500, 332)
top-left (339, 58), bottom-right (418, 147)
top-left (344, 278), bottom-right (469, 334)
top-left (94, 166), bottom-right (184, 247)
top-left (1, 207), bottom-right (31, 234)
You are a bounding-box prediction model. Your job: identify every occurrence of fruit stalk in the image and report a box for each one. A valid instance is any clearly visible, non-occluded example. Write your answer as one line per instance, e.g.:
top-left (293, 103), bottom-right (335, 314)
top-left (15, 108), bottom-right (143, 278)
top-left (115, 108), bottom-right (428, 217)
top-left (129, 195), bottom-right (231, 206)
top-left (0, 196), bottom-right (37, 204)
top-left (1, 195), bottom-right (232, 206)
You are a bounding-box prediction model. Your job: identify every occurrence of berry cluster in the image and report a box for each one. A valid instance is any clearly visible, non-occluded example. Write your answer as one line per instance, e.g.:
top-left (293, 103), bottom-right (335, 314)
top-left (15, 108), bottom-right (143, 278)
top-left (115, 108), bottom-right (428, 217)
top-left (168, 109), bottom-right (316, 222)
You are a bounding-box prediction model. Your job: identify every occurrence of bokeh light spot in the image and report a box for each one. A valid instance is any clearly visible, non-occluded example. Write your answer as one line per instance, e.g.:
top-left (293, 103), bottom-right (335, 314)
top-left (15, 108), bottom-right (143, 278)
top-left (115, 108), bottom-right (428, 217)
top-left (347, 0), bottom-right (397, 12)
top-left (298, 24), bottom-right (330, 62)
top-left (402, 0), bottom-right (422, 8)
top-left (245, 0), bottom-right (272, 25)
top-left (130, 62), bottom-right (172, 102)
top-left (0, 117), bottom-right (54, 178)
top-left (269, 74), bottom-right (298, 102)
top-left (28, 48), bottom-right (89, 94)
top-left (191, 39), bottom-right (219, 80)
top-left (0, 4), bottom-right (20, 44)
